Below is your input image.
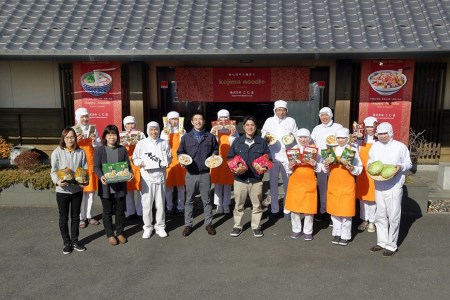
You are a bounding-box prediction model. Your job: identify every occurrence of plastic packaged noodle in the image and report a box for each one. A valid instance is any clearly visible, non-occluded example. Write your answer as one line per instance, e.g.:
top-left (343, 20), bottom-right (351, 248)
top-left (102, 161), bottom-right (131, 183)
top-left (321, 146), bottom-right (338, 165)
top-left (162, 116), bottom-right (170, 135)
top-left (353, 121), bottom-right (365, 140)
top-left (286, 148), bottom-right (301, 166)
top-left (72, 124), bottom-right (83, 137)
top-left (340, 146), bottom-right (356, 166)
top-left (88, 125), bottom-right (96, 138)
top-left (227, 155), bottom-right (248, 173)
top-left (251, 154), bottom-right (273, 175)
top-left (178, 117), bottom-right (185, 132)
top-left (74, 167), bottom-right (88, 184)
top-left (301, 146), bottom-right (318, 164)
top-left (57, 168), bottom-right (73, 181)
top-left (120, 130), bottom-right (142, 146)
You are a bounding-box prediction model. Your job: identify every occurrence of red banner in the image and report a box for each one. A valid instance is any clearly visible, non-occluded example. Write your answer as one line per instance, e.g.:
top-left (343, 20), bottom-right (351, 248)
top-left (176, 67), bottom-right (309, 102)
top-left (73, 62), bottom-right (122, 134)
top-left (359, 60), bottom-right (414, 145)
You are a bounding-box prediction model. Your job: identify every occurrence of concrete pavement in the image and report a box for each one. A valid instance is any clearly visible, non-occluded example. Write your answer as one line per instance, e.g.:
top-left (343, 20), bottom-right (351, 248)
top-left (0, 206), bottom-right (449, 299)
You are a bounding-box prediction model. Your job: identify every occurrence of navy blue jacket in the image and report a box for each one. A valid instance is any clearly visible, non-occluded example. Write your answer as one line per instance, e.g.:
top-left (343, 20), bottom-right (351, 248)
top-left (177, 129), bottom-right (219, 174)
top-left (227, 134), bottom-right (272, 183)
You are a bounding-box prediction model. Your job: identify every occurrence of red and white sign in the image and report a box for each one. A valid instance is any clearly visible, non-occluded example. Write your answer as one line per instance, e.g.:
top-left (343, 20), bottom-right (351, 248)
top-left (73, 62), bottom-right (122, 134)
top-left (160, 81), bottom-right (169, 89)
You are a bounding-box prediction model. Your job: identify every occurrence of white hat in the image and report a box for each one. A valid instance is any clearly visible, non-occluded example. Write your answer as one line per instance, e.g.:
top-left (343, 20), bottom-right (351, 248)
top-left (75, 107), bottom-right (89, 122)
top-left (167, 111), bottom-right (180, 119)
top-left (273, 100), bottom-right (288, 112)
top-left (364, 116), bottom-right (378, 127)
top-left (217, 109), bottom-right (230, 118)
top-left (335, 128), bottom-right (350, 138)
top-left (296, 128), bottom-right (311, 137)
top-left (376, 122), bottom-right (394, 138)
top-left (123, 116), bottom-right (136, 126)
top-left (319, 107), bottom-right (333, 118)
top-left (147, 121), bottom-right (160, 129)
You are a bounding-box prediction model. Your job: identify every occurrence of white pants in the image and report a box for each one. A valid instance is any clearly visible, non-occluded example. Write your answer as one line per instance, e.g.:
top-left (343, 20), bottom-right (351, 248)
top-left (213, 184), bottom-right (231, 207)
top-left (141, 180), bottom-right (165, 232)
top-left (165, 186), bottom-right (185, 211)
top-left (375, 188), bottom-right (402, 252)
top-left (80, 191), bottom-right (94, 220)
top-left (331, 215), bottom-right (352, 240)
top-left (359, 200), bottom-right (376, 222)
top-left (291, 213), bottom-right (314, 235)
top-left (317, 171), bottom-right (329, 214)
top-left (269, 161), bottom-right (289, 213)
top-left (126, 191), bottom-right (142, 216)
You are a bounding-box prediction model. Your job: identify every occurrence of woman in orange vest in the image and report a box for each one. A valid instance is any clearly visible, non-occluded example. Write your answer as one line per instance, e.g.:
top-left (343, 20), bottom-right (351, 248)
top-left (74, 108), bottom-right (101, 228)
top-left (355, 116), bottom-right (378, 233)
top-left (285, 128), bottom-right (322, 241)
top-left (160, 111), bottom-right (186, 215)
top-left (324, 128), bottom-right (362, 246)
top-left (121, 116), bottom-right (146, 220)
top-left (210, 109), bottom-right (238, 214)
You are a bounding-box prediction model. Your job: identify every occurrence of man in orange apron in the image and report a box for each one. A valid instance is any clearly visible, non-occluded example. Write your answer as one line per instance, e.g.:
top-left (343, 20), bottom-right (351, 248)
top-left (324, 128), bottom-right (362, 246)
top-left (210, 109), bottom-right (238, 214)
top-left (160, 111), bottom-right (186, 215)
top-left (121, 116), bottom-right (146, 219)
top-left (355, 116), bottom-right (378, 233)
top-left (74, 108), bottom-right (101, 228)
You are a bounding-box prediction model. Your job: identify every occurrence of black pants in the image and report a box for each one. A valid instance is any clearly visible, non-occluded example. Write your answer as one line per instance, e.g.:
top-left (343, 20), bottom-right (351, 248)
top-left (101, 195), bottom-right (126, 238)
top-left (56, 192), bottom-right (82, 245)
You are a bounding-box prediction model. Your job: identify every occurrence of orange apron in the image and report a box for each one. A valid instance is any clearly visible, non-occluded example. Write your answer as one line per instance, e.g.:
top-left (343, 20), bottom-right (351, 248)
top-left (126, 144), bottom-right (141, 191)
top-left (210, 132), bottom-right (234, 185)
top-left (285, 164), bottom-right (317, 214)
top-left (78, 138), bottom-right (97, 192)
top-left (355, 143), bottom-right (375, 201)
top-left (327, 158), bottom-right (356, 217)
top-left (166, 133), bottom-right (186, 187)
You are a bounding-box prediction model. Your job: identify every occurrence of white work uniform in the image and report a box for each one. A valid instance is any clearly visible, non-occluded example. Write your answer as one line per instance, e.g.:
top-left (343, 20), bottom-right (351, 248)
top-left (262, 116), bottom-right (298, 214)
top-left (368, 139), bottom-right (412, 252)
top-left (311, 121), bottom-right (343, 214)
top-left (133, 137), bottom-right (172, 234)
top-left (357, 135), bottom-right (377, 222)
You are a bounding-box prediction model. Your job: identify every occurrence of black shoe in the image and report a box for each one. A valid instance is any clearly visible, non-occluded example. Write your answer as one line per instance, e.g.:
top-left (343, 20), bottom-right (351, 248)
top-left (315, 213), bottom-right (325, 222)
top-left (253, 228), bottom-right (264, 238)
top-left (127, 213), bottom-right (137, 220)
top-left (177, 209), bottom-right (185, 216)
top-left (166, 209), bottom-right (174, 216)
top-left (268, 212), bottom-right (279, 220)
top-left (331, 236), bottom-right (341, 245)
top-left (63, 243), bottom-right (73, 255)
top-left (383, 249), bottom-right (396, 257)
top-left (338, 239), bottom-right (349, 246)
top-left (72, 241), bottom-right (86, 252)
top-left (230, 227), bottom-right (242, 237)
top-left (370, 245), bottom-right (384, 252)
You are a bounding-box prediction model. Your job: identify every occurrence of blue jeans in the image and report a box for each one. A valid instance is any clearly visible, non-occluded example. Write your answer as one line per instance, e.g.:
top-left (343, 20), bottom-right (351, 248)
top-left (184, 173), bottom-right (212, 227)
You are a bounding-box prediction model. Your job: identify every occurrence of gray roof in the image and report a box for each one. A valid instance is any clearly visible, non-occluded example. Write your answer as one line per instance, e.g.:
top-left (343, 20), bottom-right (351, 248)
top-left (1, 0), bottom-right (450, 60)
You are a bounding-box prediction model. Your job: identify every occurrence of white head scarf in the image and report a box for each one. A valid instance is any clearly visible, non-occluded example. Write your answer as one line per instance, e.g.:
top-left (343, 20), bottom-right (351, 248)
top-left (217, 109), bottom-right (230, 119)
top-left (363, 116), bottom-right (378, 127)
top-left (123, 116), bottom-right (136, 126)
top-left (376, 122), bottom-right (394, 138)
top-left (296, 128), bottom-right (311, 137)
top-left (273, 100), bottom-right (288, 113)
top-left (336, 127), bottom-right (350, 138)
top-left (319, 107), bottom-right (333, 118)
top-left (167, 111), bottom-right (180, 119)
top-left (75, 108), bottom-right (89, 123)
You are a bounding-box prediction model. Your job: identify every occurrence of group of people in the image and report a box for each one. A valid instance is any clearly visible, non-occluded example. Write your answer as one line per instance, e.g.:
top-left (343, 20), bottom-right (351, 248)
top-left (51, 101), bottom-right (412, 258)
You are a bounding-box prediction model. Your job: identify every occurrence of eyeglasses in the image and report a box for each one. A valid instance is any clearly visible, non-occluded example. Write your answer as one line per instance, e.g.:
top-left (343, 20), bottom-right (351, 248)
top-left (64, 136), bottom-right (76, 140)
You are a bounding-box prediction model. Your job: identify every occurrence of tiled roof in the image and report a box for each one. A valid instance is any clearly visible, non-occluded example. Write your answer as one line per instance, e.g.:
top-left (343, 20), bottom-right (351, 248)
top-left (0, 0), bottom-right (449, 59)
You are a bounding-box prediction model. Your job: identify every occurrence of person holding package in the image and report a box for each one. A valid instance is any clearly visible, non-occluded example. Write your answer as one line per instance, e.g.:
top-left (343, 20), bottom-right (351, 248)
top-left (177, 112), bottom-right (219, 237)
top-left (228, 115), bottom-right (272, 238)
top-left (74, 107), bottom-right (102, 228)
top-left (355, 116), bottom-right (378, 233)
top-left (285, 128), bottom-right (322, 241)
top-left (160, 111), bottom-right (186, 216)
top-left (210, 109), bottom-right (238, 215)
top-left (133, 121), bottom-right (172, 239)
top-left (121, 116), bottom-right (146, 220)
top-left (51, 127), bottom-right (89, 254)
top-left (261, 100), bottom-right (298, 219)
top-left (311, 107), bottom-right (343, 223)
top-left (324, 128), bottom-right (362, 246)
top-left (94, 125), bottom-right (133, 246)
top-left (368, 122), bottom-right (412, 257)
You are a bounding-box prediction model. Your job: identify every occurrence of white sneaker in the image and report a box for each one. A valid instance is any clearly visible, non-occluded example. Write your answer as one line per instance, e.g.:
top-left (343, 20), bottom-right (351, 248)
top-left (142, 229), bottom-right (152, 239)
top-left (155, 230), bottom-right (168, 238)
top-left (367, 222), bottom-right (376, 233)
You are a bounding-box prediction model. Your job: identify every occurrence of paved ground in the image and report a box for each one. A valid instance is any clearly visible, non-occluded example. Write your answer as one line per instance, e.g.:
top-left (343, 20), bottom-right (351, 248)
top-left (1, 206), bottom-right (449, 299)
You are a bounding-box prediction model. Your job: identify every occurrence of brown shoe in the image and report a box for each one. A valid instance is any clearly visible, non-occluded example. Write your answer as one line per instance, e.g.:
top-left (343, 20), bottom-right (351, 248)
top-left (108, 236), bottom-right (118, 246)
top-left (370, 245), bottom-right (384, 252)
top-left (182, 226), bottom-right (192, 237)
top-left (205, 224), bottom-right (216, 235)
top-left (117, 235), bottom-right (128, 244)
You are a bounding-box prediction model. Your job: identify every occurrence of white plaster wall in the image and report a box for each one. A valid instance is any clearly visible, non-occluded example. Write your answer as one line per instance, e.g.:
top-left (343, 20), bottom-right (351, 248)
top-left (0, 61), bottom-right (60, 108)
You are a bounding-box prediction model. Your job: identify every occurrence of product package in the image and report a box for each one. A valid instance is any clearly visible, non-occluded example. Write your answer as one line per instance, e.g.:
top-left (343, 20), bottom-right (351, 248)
top-left (301, 146), bottom-right (319, 164)
top-left (286, 148), bottom-right (301, 166)
top-left (102, 161), bottom-right (131, 183)
top-left (352, 121), bottom-right (365, 140)
top-left (321, 146), bottom-right (338, 165)
top-left (119, 131), bottom-right (143, 146)
top-left (251, 154), bottom-right (273, 175)
top-left (227, 155), bottom-right (248, 173)
top-left (340, 147), bottom-right (356, 166)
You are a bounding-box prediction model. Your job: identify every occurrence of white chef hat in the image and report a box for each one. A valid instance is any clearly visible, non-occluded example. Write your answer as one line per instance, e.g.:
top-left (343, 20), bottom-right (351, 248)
top-left (296, 128), bottom-right (311, 137)
top-left (75, 107), bottom-right (89, 122)
top-left (319, 107), bottom-right (333, 118)
top-left (217, 109), bottom-right (230, 118)
top-left (167, 111), bottom-right (180, 119)
top-left (363, 116), bottom-right (378, 127)
top-left (123, 116), bottom-right (136, 126)
top-left (147, 121), bottom-right (160, 129)
top-left (273, 100), bottom-right (288, 112)
top-left (376, 122), bottom-right (394, 138)
top-left (336, 127), bottom-right (350, 138)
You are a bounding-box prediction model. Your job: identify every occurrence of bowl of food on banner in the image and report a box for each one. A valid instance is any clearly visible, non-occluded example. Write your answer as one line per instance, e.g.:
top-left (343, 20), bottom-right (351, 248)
top-left (368, 70), bottom-right (407, 96)
top-left (81, 71), bottom-right (112, 97)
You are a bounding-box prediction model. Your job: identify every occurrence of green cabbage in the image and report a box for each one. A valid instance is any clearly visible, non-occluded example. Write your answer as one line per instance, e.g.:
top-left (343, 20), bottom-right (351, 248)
top-left (381, 165), bottom-right (397, 179)
top-left (368, 161), bottom-right (384, 176)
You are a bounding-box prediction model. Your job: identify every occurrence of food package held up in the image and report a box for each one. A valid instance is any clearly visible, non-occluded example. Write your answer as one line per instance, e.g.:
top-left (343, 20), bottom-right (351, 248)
top-left (74, 167), bottom-right (88, 184)
top-left (102, 161), bottom-right (131, 183)
top-left (251, 154), bottom-right (273, 175)
top-left (227, 155), bottom-right (248, 173)
top-left (57, 168), bottom-right (73, 181)
top-left (340, 147), bottom-right (356, 166)
top-left (302, 146), bottom-right (318, 164)
top-left (321, 146), bottom-right (338, 165)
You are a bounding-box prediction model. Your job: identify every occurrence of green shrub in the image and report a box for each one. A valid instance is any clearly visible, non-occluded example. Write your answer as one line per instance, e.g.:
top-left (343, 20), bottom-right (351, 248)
top-left (0, 164), bottom-right (54, 192)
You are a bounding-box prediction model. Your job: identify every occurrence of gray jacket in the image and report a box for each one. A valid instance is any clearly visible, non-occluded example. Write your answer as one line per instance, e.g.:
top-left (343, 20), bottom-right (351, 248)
top-left (50, 147), bottom-right (88, 194)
